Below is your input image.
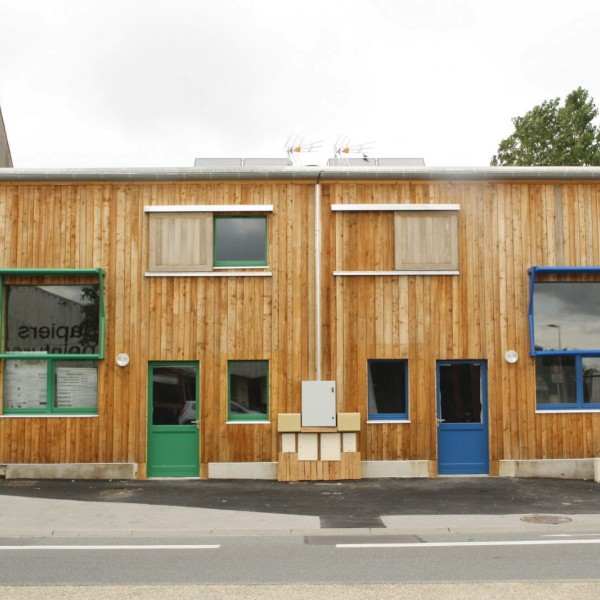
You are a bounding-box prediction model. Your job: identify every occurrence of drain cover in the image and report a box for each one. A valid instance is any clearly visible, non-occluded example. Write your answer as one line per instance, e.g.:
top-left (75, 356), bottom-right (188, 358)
top-left (521, 515), bottom-right (572, 524)
top-left (5, 480), bottom-right (36, 487)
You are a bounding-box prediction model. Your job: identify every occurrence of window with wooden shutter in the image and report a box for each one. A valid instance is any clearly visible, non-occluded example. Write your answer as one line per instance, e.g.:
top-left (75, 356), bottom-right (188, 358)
top-left (149, 213), bottom-right (212, 272)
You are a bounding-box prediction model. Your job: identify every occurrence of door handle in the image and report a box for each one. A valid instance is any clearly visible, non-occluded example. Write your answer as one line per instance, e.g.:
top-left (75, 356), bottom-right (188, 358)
top-left (437, 418), bottom-right (445, 425)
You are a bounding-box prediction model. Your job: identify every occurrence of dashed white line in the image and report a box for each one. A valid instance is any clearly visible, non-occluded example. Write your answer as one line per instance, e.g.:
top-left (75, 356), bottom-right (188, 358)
top-left (0, 544), bottom-right (221, 551)
top-left (337, 539), bottom-right (600, 549)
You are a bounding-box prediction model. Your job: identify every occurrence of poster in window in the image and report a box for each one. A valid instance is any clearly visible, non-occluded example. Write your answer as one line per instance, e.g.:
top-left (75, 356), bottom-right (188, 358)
top-left (56, 366), bottom-right (97, 409)
top-left (4, 360), bottom-right (48, 409)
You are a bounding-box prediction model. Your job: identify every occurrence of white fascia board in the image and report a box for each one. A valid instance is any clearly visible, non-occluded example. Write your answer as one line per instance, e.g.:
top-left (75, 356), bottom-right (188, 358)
top-left (331, 203), bottom-right (459, 212)
top-left (145, 271), bottom-right (272, 277)
top-left (334, 270), bottom-right (459, 276)
top-left (144, 204), bottom-right (273, 213)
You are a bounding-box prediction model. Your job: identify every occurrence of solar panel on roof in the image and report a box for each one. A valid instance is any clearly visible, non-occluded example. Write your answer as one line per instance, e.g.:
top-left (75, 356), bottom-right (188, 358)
top-left (242, 158), bottom-right (292, 166)
top-left (194, 158), bottom-right (243, 167)
top-left (376, 158), bottom-right (425, 166)
top-left (327, 157), bottom-right (378, 166)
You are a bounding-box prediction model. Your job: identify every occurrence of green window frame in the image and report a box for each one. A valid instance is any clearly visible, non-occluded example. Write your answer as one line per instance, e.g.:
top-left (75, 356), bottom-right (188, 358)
top-left (227, 360), bottom-right (269, 422)
top-left (0, 268), bottom-right (105, 415)
top-left (214, 216), bottom-right (268, 267)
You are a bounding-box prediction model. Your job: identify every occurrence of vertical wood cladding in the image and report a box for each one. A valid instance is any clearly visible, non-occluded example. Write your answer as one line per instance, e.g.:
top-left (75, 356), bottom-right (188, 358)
top-left (0, 179), bottom-right (599, 472)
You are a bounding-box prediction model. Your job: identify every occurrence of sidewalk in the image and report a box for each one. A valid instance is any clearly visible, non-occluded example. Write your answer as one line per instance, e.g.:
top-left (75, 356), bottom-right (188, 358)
top-left (0, 477), bottom-right (598, 537)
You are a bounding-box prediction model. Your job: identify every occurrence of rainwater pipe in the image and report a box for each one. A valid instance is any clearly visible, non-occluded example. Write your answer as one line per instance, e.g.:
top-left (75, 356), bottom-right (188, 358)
top-left (315, 171), bottom-right (324, 381)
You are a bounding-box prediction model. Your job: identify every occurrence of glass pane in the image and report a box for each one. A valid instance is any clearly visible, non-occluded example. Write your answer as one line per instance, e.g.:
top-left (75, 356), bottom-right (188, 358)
top-left (152, 365), bottom-right (197, 425)
top-left (533, 282), bottom-right (600, 351)
top-left (583, 357), bottom-right (600, 404)
top-left (535, 356), bottom-right (577, 405)
top-left (54, 361), bottom-right (97, 409)
top-left (439, 364), bottom-right (482, 423)
top-left (229, 361), bottom-right (268, 416)
top-left (214, 217), bottom-right (267, 264)
top-left (367, 359), bottom-right (407, 416)
top-left (5, 285), bottom-right (100, 354)
top-left (4, 359), bottom-right (48, 409)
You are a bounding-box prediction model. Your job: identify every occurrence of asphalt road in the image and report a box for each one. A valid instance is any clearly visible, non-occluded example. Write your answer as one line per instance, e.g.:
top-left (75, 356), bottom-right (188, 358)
top-left (1, 532), bottom-right (600, 585)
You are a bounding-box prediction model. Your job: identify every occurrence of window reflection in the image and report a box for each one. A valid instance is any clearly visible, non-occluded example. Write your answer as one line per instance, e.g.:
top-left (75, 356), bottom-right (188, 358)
top-left (535, 356), bottom-right (577, 405)
top-left (583, 357), bottom-right (600, 404)
top-left (228, 360), bottom-right (268, 418)
top-left (214, 217), bottom-right (267, 264)
top-left (5, 285), bottom-right (100, 354)
top-left (152, 366), bottom-right (197, 426)
top-left (533, 282), bottom-right (600, 351)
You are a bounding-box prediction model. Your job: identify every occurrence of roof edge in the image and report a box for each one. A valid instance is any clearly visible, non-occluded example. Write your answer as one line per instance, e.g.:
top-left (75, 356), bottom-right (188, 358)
top-left (2, 166), bottom-right (600, 182)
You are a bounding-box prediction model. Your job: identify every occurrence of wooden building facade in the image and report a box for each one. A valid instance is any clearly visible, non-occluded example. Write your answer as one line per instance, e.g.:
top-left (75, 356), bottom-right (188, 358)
top-left (0, 166), bottom-right (599, 480)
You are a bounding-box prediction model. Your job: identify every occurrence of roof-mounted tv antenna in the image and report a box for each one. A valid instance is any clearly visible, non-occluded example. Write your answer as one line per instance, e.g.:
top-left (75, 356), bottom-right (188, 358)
top-left (333, 135), bottom-right (374, 164)
top-left (285, 134), bottom-right (324, 165)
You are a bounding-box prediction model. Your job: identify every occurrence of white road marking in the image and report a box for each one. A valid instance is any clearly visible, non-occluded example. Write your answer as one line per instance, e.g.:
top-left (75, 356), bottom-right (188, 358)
top-left (542, 533), bottom-right (600, 537)
top-left (0, 544), bottom-right (221, 551)
top-left (337, 539), bottom-right (600, 549)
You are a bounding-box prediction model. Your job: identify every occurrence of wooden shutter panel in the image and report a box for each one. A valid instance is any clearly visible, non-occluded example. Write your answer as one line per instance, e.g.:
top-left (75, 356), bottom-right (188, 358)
top-left (394, 211), bottom-right (458, 271)
top-left (149, 213), bottom-right (212, 272)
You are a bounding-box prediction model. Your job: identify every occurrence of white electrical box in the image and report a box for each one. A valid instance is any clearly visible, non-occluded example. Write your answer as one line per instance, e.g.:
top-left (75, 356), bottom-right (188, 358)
top-left (301, 381), bottom-right (336, 427)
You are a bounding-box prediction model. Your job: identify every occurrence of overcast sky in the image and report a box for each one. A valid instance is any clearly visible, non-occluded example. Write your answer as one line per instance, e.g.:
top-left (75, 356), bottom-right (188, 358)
top-left (1, 0), bottom-right (599, 168)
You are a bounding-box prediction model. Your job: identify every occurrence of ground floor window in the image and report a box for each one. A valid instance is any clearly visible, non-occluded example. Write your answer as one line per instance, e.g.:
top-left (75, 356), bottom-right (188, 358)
top-left (0, 269), bottom-right (105, 415)
top-left (535, 355), bottom-right (600, 408)
top-left (228, 360), bottom-right (269, 421)
top-left (367, 359), bottom-right (408, 420)
top-left (529, 267), bottom-right (600, 410)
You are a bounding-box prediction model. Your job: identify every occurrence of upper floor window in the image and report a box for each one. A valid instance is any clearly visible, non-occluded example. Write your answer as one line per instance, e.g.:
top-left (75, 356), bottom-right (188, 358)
top-left (529, 267), bottom-right (600, 410)
top-left (331, 204), bottom-right (459, 275)
top-left (146, 206), bottom-right (271, 274)
top-left (214, 216), bottom-right (267, 267)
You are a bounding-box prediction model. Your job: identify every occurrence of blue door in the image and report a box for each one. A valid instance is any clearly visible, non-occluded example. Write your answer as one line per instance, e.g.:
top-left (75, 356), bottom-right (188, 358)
top-left (437, 361), bottom-right (489, 475)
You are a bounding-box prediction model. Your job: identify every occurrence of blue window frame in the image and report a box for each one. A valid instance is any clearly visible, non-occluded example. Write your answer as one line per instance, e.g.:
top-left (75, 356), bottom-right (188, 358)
top-left (528, 266), bottom-right (600, 410)
top-left (367, 359), bottom-right (408, 420)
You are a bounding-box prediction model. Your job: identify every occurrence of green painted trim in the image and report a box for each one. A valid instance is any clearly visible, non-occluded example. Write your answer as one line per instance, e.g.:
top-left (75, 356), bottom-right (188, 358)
top-left (227, 360), bottom-right (269, 422)
top-left (0, 268), bottom-right (105, 276)
top-left (213, 216), bottom-right (268, 268)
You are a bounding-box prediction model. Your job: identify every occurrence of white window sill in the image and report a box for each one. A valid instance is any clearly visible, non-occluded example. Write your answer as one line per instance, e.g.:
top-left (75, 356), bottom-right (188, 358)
top-left (367, 419), bottom-right (411, 424)
top-left (146, 271), bottom-right (272, 277)
top-left (535, 409), bottom-right (600, 414)
top-left (334, 270), bottom-right (459, 276)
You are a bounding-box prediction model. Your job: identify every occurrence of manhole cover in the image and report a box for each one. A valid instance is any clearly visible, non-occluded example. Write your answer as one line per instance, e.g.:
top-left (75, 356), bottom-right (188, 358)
top-left (521, 515), bottom-right (572, 525)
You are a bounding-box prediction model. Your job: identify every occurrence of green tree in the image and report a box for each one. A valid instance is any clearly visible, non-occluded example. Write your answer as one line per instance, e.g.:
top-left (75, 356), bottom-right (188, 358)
top-left (491, 87), bottom-right (600, 166)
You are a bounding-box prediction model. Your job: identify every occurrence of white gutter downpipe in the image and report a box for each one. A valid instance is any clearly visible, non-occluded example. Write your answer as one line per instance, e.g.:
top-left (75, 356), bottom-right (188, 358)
top-left (315, 172), bottom-right (323, 381)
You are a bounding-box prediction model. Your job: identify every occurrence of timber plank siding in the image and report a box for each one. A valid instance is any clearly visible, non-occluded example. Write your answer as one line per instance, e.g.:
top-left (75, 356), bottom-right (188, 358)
top-left (0, 175), bottom-right (599, 478)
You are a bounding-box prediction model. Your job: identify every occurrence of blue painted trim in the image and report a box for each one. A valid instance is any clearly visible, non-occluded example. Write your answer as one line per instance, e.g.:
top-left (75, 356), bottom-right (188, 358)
top-left (528, 266), bottom-right (600, 357)
top-left (368, 413), bottom-right (408, 421)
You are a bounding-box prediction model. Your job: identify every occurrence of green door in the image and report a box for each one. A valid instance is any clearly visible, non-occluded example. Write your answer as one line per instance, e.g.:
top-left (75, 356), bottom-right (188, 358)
top-left (147, 362), bottom-right (199, 477)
